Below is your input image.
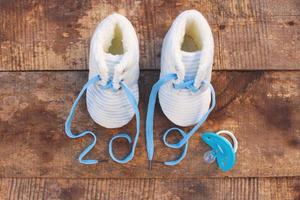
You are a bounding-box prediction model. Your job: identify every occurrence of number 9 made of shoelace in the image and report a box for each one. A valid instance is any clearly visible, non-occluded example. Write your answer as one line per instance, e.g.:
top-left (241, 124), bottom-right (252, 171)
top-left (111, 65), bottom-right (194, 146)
top-left (145, 73), bottom-right (216, 167)
top-left (65, 75), bottom-right (140, 164)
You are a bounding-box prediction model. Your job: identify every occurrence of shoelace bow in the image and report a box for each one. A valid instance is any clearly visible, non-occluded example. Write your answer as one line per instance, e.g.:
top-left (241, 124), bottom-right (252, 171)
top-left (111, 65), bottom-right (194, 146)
top-left (65, 75), bottom-right (140, 164)
top-left (146, 73), bottom-right (216, 167)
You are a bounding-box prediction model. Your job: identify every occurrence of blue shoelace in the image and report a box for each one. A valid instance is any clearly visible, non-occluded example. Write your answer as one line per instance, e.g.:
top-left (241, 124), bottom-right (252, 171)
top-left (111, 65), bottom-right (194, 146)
top-left (65, 75), bottom-right (140, 164)
top-left (146, 73), bottom-right (216, 167)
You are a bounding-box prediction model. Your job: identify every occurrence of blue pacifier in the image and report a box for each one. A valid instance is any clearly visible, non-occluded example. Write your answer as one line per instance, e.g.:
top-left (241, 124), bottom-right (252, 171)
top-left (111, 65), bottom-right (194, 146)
top-left (201, 130), bottom-right (238, 172)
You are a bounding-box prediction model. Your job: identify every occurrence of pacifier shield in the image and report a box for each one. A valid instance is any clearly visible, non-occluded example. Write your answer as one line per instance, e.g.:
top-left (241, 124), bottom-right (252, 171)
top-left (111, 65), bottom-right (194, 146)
top-left (201, 132), bottom-right (236, 171)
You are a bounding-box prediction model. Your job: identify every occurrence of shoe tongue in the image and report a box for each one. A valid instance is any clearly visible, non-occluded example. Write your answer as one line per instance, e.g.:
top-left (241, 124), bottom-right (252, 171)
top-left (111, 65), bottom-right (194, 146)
top-left (105, 53), bottom-right (123, 79)
top-left (181, 50), bottom-right (202, 81)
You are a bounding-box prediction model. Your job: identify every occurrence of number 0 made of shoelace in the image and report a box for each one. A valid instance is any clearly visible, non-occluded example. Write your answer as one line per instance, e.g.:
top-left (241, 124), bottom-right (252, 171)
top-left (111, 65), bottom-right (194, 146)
top-left (65, 75), bottom-right (140, 164)
top-left (108, 81), bottom-right (140, 164)
top-left (146, 73), bottom-right (216, 167)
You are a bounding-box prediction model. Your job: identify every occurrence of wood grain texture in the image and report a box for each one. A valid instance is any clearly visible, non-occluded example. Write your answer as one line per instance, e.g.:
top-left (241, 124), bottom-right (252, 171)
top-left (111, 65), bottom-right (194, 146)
top-left (0, 71), bottom-right (299, 178)
top-left (0, 0), bottom-right (299, 71)
top-left (0, 177), bottom-right (299, 200)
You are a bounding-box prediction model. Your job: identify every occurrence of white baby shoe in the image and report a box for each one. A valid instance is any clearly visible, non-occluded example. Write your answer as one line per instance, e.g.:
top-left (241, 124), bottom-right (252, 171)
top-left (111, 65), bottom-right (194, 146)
top-left (146, 10), bottom-right (215, 167)
top-left (65, 13), bottom-right (140, 164)
top-left (159, 9), bottom-right (214, 127)
top-left (87, 13), bottom-right (139, 128)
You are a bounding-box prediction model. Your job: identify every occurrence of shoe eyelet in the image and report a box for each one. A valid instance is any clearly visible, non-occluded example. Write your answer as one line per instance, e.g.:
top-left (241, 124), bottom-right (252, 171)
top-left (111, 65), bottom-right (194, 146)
top-left (172, 82), bottom-right (176, 89)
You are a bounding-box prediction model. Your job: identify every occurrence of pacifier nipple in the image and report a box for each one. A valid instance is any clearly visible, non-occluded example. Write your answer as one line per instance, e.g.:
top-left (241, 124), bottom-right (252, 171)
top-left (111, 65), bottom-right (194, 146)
top-left (203, 150), bottom-right (216, 164)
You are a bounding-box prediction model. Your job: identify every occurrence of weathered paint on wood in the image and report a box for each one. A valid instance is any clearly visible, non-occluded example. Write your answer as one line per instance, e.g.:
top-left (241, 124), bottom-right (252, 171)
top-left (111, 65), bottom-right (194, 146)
top-left (0, 177), bottom-right (299, 200)
top-left (0, 71), bottom-right (299, 178)
top-left (0, 0), bottom-right (299, 71)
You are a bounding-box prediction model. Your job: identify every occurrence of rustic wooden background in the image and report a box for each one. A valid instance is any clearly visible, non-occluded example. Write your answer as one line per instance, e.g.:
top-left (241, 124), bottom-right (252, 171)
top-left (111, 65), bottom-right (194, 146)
top-left (0, 0), bottom-right (299, 199)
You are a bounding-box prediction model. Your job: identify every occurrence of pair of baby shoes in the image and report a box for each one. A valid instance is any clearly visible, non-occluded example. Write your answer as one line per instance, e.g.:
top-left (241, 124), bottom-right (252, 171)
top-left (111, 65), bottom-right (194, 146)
top-left (65, 10), bottom-right (238, 171)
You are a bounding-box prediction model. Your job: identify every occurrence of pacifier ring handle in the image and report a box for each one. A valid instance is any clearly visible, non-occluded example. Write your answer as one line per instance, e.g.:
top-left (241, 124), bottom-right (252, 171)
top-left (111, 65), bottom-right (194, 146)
top-left (216, 130), bottom-right (238, 153)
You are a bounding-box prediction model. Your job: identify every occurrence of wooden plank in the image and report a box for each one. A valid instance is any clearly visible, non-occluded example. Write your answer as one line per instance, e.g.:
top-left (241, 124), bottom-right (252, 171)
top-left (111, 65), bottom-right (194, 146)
top-left (0, 0), bottom-right (299, 71)
top-left (0, 177), bottom-right (299, 200)
top-left (0, 71), bottom-right (299, 178)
